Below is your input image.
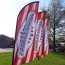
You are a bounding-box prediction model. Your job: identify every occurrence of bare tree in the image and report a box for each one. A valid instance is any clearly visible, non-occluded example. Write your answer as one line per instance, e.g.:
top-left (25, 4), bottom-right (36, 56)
top-left (45, 0), bottom-right (65, 52)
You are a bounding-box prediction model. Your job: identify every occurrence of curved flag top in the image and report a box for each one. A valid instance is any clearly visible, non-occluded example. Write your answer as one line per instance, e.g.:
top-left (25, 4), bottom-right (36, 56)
top-left (13, 1), bottom-right (39, 65)
top-left (43, 18), bottom-right (49, 56)
top-left (33, 12), bottom-right (46, 60)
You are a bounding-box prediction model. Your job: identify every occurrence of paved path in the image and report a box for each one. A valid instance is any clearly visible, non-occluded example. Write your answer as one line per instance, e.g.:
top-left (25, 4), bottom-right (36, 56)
top-left (0, 48), bottom-right (13, 53)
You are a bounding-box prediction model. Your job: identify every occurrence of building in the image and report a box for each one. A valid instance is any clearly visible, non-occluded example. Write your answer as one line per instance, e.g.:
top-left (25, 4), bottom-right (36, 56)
top-left (0, 34), bottom-right (14, 48)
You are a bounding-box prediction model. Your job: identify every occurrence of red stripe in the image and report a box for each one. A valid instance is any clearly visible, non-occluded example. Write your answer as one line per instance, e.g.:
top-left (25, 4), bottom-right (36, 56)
top-left (42, 12), bottom-right (46, 21)
top-left (34, 3), bottom-right (39, 14)
top-left (25, 3), bottom-right (33, 20)
top-left (42, 37), bottom-right (44, 55)
top-left (34, 3), bottom-right (39, 23)
top-left (21, 50), bottom-right (28, 64)
top-left (16, 9), bottom-right (25, 40)
top-left (13, 55), bottom-right (18, 65)
top-left (38, 45), bottom-right (42, 59)
top-left (13, 49), bottom-right (18, 65)
top-left (38, 13), bottom-right (41, 20)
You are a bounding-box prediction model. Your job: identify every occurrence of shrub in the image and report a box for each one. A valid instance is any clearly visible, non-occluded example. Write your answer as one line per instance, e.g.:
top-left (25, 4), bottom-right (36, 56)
top-left (58, 44), bottom-right (65, 53)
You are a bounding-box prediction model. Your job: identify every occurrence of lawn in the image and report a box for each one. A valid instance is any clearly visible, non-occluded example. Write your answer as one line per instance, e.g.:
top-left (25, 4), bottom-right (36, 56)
top-left (0, 52), bottom-right (65, 65)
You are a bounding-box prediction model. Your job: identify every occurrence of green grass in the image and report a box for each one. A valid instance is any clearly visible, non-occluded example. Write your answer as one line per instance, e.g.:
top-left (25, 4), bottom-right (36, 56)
top-left (0, 52), bottom-right (13, 65)
top-left (0, 52), bottom-right (65, 65)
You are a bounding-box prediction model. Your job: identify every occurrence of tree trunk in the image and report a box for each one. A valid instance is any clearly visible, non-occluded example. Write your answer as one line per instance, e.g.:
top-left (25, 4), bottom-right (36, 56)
top-left (53, 4), bottom-right (56, 52)
top-left (53, 22), bottom-right (56, 52)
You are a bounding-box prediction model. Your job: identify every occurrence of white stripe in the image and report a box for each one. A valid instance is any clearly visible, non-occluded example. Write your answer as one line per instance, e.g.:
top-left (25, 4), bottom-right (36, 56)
top-left (14, 42), bottom-right (17, 59)
top-left (17, 59), bottom-right (21, 65)
top-left (21, 5), bottom-right (29, 24)
top-left (46, 30), bottom-right (49, 55)
top-left (32, 3), bottom-right (36, 10)
top-left (33, 54), bottom-right (36, 60)
top-left (45, 19), bottom-right (47, 25)
top-left (39, 45), bottom-right (42, 56)
top-left (26, 47), bottom-right (32, 63)
top-left (26, 45), bottom-right (32, 63)
top-left (44, 19), bottom-right (48, 55)
top-left (46, 44), bottom-right (48, 55)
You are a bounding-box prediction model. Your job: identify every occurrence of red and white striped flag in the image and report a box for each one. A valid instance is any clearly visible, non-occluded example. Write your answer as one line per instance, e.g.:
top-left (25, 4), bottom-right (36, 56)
top-left (12, 2), bottom-right (39, 65)
top-left (33, 12), bottom-right (46, 60)
top-left (43, 18), bottom-right (49, 56)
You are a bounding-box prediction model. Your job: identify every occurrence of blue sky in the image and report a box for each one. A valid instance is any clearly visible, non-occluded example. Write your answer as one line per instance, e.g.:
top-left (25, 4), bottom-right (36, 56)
top-left (0, 0), bottom-right (50, 37)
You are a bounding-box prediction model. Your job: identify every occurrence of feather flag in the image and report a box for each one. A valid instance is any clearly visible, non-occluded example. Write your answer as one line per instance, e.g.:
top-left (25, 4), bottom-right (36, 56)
top-left (43, 18), bottom-right (49, 56)
top-left (12, 2), bottom-right (39, 65)
top-left (33, 12), bottom-right (46, 60)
